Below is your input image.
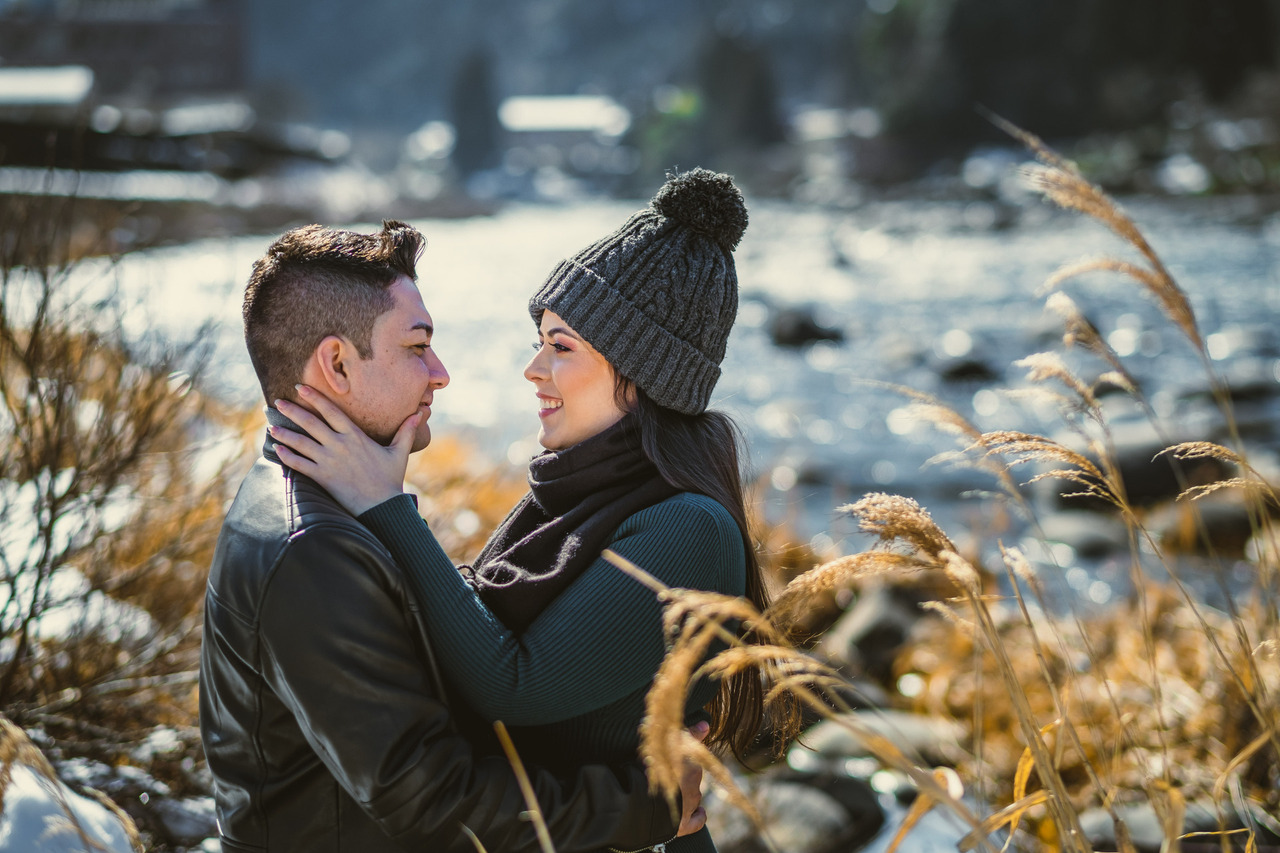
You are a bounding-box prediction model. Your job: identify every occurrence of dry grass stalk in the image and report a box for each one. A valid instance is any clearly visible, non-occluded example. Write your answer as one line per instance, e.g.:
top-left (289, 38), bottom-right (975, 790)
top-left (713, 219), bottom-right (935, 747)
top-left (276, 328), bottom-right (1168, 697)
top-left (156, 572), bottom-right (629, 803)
top-left (492, 721), bottom-right (556, 853)
top-left (606, 548), bottom-right (1001, 846)
top-left (0, 713), bottom-right (142, 851)
top-left (1008, 147), bottom-right (1198, 353)
top-left (1014, 352), bottom-right (1101, 419)
top-left (603, 550), bottom-right (772, 820)
top-left (842, 493), bottom-right (957, 559)
top-left (1156, 444), bottom-right (1280, 511)
top-left (995, 115), bottom-right (1204, 355)
top-left (900, 585), bottom-right (1279, 829)
top-left (1042, 292), bottom-right (1134, 386)
top-left (764, 551), bottom-right (927, 638)
top-left (884, 766), bottom-right (965, 853)
top-left (975, 430), bottom-right (1124, 509)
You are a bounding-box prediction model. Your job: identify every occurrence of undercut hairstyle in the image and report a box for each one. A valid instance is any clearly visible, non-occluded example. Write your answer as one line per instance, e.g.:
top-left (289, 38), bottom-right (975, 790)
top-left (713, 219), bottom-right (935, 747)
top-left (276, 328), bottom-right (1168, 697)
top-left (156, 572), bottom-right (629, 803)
top-left (242, 220), bottom-right (425, 403)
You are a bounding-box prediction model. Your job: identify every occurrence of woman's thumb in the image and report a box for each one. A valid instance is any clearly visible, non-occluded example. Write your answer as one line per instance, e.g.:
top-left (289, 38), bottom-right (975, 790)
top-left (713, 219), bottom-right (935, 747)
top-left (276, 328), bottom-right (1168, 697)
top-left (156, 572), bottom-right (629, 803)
top-left (391, 412), bottom-right (422, 453)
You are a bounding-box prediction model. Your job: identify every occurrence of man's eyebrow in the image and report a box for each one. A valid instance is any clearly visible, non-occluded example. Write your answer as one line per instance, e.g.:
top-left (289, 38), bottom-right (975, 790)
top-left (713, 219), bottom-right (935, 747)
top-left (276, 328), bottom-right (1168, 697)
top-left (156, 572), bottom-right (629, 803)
top-left (408, 321), bottom-right (433, 336)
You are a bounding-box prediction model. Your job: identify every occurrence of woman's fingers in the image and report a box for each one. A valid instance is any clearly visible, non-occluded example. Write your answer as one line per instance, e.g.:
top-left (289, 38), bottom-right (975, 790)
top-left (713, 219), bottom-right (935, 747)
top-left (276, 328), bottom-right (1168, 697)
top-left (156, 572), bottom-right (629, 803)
top-left (390, 413), bottom-right (422, 455)
top-left (273, 442), bottom-right (318, 476)
top-left (295, 384), bottom-right (360, 434)
top-left (268, 422), bottom-right (324, 458)
top-left (273, 397), bottom-right (336, 441)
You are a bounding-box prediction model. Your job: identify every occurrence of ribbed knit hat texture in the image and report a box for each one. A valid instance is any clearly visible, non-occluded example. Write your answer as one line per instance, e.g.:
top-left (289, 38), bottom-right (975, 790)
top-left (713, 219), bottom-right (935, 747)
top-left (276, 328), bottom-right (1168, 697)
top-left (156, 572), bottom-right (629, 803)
top-left (529, 168), bottom-right (747, 415)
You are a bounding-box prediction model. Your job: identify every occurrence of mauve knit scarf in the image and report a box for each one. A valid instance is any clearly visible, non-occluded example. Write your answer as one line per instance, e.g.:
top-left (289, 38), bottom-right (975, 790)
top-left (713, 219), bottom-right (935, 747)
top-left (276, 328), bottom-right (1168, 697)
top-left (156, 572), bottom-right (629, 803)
top-left (461, 416), bottom-right (678, 633)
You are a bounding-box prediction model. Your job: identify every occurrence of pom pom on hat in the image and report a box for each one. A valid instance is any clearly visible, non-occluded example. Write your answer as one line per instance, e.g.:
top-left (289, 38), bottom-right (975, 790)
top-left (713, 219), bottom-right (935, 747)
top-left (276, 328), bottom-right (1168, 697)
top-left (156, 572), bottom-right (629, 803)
top-left (651, 168), bottom-right (748, 250)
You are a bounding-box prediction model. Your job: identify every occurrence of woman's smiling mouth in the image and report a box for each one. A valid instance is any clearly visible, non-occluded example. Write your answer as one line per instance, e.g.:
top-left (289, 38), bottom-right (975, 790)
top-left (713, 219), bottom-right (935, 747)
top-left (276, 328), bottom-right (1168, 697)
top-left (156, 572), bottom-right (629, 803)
top-left (537, 394), bottom-right (563, 417)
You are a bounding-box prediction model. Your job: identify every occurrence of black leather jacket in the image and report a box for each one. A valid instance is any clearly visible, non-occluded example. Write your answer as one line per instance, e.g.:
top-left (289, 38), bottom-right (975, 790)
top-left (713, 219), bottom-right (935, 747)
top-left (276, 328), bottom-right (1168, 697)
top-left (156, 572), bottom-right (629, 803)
top-left (199, 426), bottom-right (676, 853)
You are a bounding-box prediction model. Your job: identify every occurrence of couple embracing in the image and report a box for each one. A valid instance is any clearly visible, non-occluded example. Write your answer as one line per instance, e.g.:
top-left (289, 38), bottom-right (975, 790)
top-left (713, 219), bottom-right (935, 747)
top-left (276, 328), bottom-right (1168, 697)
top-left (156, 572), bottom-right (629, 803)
top-left (199, 169), bottom-right (779, 852)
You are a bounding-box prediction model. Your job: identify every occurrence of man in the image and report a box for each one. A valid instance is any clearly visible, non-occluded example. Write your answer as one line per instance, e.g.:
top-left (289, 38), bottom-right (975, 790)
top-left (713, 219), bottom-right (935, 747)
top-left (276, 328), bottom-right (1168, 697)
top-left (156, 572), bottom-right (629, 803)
top-left (199, 220), bottom-right (703, 852)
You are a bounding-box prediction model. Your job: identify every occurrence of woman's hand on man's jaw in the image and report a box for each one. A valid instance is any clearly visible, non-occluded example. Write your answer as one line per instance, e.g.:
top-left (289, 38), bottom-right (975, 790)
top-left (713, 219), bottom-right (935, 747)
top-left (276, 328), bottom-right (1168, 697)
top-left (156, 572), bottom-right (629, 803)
top-left (270, 387), bottom-right (416, 517)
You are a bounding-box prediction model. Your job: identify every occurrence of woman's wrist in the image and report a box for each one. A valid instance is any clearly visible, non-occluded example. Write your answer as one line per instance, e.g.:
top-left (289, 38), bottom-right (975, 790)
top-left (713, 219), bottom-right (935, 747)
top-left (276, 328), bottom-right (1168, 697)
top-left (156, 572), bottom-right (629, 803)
top-left (356, 492), bottom-right (417, 524)
top-left (344, 487), bottom-right (405, 517)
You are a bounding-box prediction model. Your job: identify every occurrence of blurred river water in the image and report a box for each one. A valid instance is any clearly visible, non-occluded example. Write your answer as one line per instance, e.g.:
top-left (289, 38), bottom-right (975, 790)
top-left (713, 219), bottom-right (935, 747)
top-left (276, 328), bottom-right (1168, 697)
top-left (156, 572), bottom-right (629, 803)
top-left (113, 191), bottom-right (1280, 605)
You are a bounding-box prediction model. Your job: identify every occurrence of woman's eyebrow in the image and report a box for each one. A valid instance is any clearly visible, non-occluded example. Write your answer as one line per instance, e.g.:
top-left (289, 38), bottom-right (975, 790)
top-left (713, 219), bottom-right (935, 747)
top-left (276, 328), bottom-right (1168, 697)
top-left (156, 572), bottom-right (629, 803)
top-left (543, 326), bottom-right (581, 341)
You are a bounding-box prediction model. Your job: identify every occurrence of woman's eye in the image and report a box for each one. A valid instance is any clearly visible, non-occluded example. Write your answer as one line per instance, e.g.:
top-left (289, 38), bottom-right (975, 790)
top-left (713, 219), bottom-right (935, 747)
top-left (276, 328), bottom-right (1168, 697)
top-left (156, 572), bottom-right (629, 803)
top-left (552, 342), bottom-right (571, 353)
top-left (531, 341), bottom-right (542, 351)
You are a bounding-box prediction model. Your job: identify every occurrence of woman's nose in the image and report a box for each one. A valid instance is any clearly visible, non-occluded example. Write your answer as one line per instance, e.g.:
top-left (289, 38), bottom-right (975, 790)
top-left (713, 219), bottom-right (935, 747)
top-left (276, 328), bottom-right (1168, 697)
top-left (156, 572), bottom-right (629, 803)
top-left (524, 346), bottom-right (548, 383)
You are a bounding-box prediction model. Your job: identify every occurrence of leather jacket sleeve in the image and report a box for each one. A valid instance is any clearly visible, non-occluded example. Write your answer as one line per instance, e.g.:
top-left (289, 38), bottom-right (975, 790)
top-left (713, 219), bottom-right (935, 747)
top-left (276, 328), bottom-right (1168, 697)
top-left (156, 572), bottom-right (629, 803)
top-left (257, 523), bottom-right (677, 852)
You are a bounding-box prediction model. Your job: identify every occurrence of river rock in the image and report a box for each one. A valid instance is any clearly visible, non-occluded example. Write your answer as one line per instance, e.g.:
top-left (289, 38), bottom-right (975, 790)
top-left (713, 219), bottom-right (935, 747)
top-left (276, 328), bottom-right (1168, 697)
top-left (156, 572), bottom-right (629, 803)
top-left (710, 776), bottom-right (882, 853)
top-left (57, 757), bottom-right (216, 847)
top-left (0, 762), bottom-right (138, 852)
top-left (1078, 798), bottom-right (1278, 853)
top-left (1037, 510), bottom-right (1130, 559)
top-left (788, 710), bottom-right (965, 769)
top-left (935, 356), bottom-right (1000, 384)
top-left (767, 305), bottom-right (845, 348)
top-left (817, 583), bottom-right (921, 684)
top-left (1148, 496), bottom-right (1261, 557)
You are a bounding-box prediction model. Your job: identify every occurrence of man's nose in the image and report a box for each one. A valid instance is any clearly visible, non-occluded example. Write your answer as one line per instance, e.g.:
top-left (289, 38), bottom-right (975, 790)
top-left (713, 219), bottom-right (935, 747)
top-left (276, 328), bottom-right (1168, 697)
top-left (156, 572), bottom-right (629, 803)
top-left (428, 351), bottom-right (450, 389)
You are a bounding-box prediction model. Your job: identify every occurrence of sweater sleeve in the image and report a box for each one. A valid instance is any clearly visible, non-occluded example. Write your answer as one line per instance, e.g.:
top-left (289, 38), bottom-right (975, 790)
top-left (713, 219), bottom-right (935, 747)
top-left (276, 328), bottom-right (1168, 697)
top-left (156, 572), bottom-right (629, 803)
top-left (358, 492), bottom-right (746, 726)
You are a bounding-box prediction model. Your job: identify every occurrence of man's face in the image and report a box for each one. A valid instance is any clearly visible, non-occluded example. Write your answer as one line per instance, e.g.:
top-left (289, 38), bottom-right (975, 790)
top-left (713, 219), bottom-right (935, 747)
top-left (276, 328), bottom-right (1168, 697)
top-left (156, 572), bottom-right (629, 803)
top-left (342, 276), bottom-right (449, 452)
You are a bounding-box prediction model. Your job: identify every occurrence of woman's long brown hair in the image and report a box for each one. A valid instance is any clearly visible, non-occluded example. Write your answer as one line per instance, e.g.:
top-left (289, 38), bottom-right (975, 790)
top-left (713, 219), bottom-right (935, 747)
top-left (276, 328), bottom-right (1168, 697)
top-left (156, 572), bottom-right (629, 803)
top-left (615, 376), bottom-right (791, 759)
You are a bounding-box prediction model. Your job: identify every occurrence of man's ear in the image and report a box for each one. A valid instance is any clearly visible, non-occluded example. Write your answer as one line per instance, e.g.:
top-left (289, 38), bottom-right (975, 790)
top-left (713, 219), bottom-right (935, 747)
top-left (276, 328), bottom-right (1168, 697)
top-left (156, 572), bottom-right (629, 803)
top-left (310, 335), bottom-right (354, 397)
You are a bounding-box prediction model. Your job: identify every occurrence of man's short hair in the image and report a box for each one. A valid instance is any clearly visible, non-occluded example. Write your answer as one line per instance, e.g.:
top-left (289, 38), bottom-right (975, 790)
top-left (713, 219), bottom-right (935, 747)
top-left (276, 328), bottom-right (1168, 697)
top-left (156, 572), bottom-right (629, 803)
top-left (243, 220), bottom-right (425, 403)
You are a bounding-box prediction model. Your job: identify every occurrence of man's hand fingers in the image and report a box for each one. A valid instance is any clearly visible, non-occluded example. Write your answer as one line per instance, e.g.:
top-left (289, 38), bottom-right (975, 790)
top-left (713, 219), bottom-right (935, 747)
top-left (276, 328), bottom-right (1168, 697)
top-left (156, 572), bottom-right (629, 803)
top-left (687, 721), bottom-right (710, 742)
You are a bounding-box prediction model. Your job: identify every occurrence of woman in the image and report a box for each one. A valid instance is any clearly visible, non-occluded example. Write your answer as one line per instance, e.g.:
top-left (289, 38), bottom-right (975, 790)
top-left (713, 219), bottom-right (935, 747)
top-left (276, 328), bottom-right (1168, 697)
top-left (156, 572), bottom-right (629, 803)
top-left (273, 169), bottom-right (769, 852)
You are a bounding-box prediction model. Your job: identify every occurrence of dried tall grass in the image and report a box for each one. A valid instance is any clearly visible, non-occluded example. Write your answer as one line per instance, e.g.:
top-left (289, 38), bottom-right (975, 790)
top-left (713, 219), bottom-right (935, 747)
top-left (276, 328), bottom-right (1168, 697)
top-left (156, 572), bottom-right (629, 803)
top-left (0, 192), bottom-right (251, 818)
top-left (626, 126), bottom-right (1279, 853)
top-left (0, 714), bottom-right (142, 851)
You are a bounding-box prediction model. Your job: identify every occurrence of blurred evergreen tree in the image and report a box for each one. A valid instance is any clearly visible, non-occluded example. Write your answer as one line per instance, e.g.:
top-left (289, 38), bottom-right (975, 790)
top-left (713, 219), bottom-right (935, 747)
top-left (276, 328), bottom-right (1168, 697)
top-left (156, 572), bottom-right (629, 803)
top-left (450, 46), bottom-right (502, 176)
top-left (844, 0), bottom-right (1278, 173)
top-left (697, 33), bottom-right (788, 154)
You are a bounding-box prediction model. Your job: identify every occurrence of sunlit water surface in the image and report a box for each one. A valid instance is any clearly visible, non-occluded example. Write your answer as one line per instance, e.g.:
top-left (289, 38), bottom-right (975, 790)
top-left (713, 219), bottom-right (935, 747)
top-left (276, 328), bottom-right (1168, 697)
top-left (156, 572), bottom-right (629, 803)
top-left (105, 193), bottom-right (1280, 612)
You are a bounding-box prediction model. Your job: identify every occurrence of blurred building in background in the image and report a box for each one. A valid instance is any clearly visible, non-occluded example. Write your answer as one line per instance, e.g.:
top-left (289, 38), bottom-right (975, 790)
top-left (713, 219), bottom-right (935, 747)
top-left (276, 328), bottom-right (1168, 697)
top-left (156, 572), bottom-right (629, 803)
top-left (0, 0), bottom-right (246, 98)
top-left (3, 0), bottom-right (1280, 208)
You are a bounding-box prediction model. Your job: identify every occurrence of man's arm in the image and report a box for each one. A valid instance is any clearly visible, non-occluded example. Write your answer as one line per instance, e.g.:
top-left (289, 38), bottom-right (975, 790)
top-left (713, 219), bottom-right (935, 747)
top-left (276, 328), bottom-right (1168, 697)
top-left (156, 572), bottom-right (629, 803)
top-left (258, 525), bottom-right (680, 852)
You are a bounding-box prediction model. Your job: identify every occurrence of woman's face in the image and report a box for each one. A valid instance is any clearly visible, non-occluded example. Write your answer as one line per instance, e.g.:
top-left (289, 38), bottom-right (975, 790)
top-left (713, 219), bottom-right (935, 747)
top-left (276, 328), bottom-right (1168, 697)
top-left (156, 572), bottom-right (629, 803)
top-left (524, 310), bottom-right (629, 450)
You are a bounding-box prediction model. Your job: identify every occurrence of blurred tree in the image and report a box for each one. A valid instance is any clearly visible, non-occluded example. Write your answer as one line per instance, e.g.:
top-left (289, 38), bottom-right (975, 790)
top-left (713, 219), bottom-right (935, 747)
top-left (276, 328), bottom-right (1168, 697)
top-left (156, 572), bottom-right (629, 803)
top-left (844, 0), bottom-right (1279, 179)
top-left (697, 32), bottom-right (788, 155)
top-left (450, 46), bottom-right (502, 177)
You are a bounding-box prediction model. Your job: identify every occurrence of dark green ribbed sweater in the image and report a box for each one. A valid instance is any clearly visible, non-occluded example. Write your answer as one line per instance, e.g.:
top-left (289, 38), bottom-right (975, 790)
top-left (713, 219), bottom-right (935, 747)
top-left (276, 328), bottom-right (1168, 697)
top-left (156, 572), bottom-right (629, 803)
top-left (359, 491), bottom-right (745, 853)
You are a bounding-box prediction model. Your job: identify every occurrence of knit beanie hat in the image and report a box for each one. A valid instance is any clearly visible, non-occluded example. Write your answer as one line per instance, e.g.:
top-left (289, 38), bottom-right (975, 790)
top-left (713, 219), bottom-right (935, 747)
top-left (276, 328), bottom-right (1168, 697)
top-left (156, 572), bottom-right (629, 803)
top-left (529, 168), bottom-right (747, 415)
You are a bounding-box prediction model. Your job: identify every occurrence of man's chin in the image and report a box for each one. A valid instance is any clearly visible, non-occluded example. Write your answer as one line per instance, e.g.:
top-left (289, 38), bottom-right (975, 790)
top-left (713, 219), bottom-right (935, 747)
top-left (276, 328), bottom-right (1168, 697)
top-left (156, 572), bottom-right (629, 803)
top-left (410, 425), bottom-right (432, 453)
